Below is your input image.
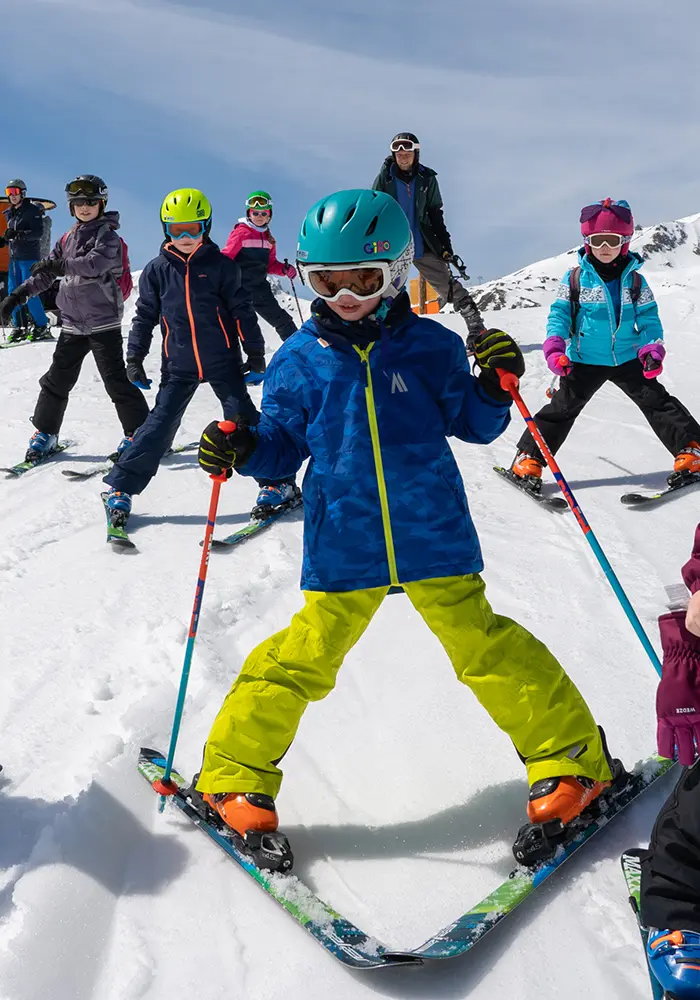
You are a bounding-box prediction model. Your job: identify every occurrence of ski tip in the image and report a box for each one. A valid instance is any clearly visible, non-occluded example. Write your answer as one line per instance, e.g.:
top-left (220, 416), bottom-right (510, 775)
top-left (107, 536), bottom-right (137, 550)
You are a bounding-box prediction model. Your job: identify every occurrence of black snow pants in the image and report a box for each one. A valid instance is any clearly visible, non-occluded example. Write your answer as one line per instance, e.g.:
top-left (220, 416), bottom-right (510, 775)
top-left (641, 762), bottom-right (700, 931)
top-left (517, 359), bottom-right (700, 463)
top-left (252, 284), bottom-right (297, 342)
top-left (32, 329), bottom-right (149, 436)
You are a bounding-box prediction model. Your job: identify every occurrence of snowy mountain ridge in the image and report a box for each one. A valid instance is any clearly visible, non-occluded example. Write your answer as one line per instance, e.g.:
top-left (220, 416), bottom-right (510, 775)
top-left (472, 210), bottom-right (700, 313)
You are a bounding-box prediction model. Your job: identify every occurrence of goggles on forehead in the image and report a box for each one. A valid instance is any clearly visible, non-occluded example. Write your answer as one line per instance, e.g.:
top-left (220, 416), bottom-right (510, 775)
top-left (165, 220), bottom-right (206, 240)
top-left (5, 186), bottom-right (23, 196)
top-left (390, 139), bottom-right (419, 153)
top-left (585, 232), bottom-right (627, 250)
top-left (66, 179), bottom-right (103, 198)
top-left (580, 201), bottom-right (632, 226)
top-left (246, 195), bottom-right (272, 210)
top-left (299, 262), bottom-right (393, 302)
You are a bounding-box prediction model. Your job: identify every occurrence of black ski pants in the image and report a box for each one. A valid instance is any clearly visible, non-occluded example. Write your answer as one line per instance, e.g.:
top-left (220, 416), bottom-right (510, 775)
top-left (252, 285), bottom-right (297, 342)
top-left (32, 329), bottom-right (149, 437)
top-left (641, 762), bottom-right (700, 931)
top-left (517, 359), bottom-right (700, 463)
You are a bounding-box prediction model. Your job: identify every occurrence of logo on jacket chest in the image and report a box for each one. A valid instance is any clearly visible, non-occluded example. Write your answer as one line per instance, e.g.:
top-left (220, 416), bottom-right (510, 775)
top-left (391, 372), bottom-right (408, 393)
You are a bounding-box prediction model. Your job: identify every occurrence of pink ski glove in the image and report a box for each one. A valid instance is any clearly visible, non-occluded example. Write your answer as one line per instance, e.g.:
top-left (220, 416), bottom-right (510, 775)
top-left (285, 263), bottom-right (298, 280)
top-left (657, 610), bottom-right (700, 764)
top-left (638, 342), bottom-right (665, 379)
top-left (543, 336), bottom-right (573, 376)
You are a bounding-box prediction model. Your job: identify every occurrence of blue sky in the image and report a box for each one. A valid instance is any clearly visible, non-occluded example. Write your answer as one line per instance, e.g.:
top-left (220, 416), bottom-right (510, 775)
top-left (3, 0), bottom-right (700, 280)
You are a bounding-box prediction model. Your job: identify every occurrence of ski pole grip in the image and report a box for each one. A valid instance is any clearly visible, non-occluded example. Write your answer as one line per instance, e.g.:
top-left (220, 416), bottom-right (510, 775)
top-left (496, 367), bottom-right (519, 395)
top-left (208, 420), bottom-right (238, 483)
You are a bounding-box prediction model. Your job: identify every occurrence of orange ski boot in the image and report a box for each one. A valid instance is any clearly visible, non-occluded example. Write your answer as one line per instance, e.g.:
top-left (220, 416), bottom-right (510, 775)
top-left (526, 773), bottom-right (612, 827)
top-left (509, 451), bottom-right (544, 493)
top-left (201, 790), bottom-right (293, 872)
top-left (672, 442), bottom-right (700, 476)
top-left (202, 791), bottom-right (279, 836)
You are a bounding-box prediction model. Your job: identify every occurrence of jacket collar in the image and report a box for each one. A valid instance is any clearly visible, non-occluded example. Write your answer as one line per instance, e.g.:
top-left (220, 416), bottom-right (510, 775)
top-left (309, 291), bottom-right (413, 349)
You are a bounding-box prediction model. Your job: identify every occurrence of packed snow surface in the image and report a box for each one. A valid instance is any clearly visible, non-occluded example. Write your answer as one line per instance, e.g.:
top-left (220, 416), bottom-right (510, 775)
top-left (2, 229), bottom-right (699, 998)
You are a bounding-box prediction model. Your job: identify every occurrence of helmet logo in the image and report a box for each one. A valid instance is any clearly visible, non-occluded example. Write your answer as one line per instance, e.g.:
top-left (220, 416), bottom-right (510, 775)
top-left (364, 240), bottom-right (391, 254)
top-left (196, 208), bottom-right (206, 218)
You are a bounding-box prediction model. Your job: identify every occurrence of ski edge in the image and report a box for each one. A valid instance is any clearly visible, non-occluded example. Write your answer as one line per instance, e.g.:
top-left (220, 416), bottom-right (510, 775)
top-left (621, 848), bottom-right (666, 999)
top-left (211, 496), bottom-right (303, 548)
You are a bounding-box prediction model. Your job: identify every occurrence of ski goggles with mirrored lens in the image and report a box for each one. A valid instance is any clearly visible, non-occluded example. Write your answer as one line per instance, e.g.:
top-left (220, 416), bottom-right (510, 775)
top-left (5, 186), bottom-right (23, 196)
top-left (580, 202), bottom-right (632, 226)
top-left (300, 262), bottom-right (393, 301)
top-left (66, 179), bottom-right (103, 198)
top-left (390, 139), bottom-right (420, 153)
top-left (246, 195), bottom-right (272, 210)
top-left (165, 221), bottom-right (207, 240)
top-left (585, 232), bottom-right (626, 249)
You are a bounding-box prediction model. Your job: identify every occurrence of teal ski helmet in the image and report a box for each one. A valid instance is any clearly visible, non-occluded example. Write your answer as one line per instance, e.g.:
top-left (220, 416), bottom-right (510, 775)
top-left (297, 189), bottom-right (413, 307)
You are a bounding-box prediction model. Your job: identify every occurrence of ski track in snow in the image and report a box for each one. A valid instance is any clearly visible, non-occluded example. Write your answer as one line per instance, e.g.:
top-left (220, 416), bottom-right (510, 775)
top-left (0, 258), bottom-right (696, 999)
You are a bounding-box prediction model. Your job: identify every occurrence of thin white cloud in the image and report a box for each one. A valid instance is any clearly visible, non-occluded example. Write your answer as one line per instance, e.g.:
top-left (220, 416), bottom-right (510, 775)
top-left (4, 0), bottom-right (700, 277)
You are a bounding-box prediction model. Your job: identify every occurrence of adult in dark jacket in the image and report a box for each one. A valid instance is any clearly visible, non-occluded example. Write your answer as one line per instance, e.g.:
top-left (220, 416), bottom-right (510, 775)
top-left (104, 188), bottom-right (296, 519)
top-left (372, 134), bottom-right (484, 337)
top-left (0, 174), bottom-right (148, 464)
top-left (639, 523), bottom-right (700, 998)
top-left (0, 178), bottom-right (50, 341)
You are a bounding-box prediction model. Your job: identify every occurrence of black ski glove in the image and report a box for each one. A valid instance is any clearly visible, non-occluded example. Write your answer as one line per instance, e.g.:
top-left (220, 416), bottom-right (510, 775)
top-left (0, 290), bottom-right (26, 323)
top-left (470, 328), bottom-right (525, 403)
top-left (0, 236), bottom-right (7, 249)
top-left (30, 258), bottom-right (65, 279)
top-left (126, 357), bottom-right (152, 390)
top-left (199, 419), bottom-right (257, 477)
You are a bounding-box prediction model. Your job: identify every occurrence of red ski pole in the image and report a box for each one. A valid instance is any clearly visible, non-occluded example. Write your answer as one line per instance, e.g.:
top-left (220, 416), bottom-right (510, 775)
top-left (153, 420), bottom-right (236, 808)
top-left (496, 369), bottom-right (662, 676)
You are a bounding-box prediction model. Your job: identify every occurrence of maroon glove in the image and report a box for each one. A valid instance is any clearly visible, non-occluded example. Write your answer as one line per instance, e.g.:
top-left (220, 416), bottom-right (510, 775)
top-left (657, 610), bottom-right (700, 764)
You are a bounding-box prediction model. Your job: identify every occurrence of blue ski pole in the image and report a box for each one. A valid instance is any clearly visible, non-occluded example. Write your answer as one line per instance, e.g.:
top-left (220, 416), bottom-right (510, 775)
top-left (152, 420), bottom-right (235, 809)
top-left (497, 369), bottom-right (662, 677)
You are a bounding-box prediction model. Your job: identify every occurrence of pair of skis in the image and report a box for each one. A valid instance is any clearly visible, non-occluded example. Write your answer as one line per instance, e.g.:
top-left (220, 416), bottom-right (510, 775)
top-left (138, 747), bottom-right (675, 970)
top-left (494, 465), bottom-right (700, 510)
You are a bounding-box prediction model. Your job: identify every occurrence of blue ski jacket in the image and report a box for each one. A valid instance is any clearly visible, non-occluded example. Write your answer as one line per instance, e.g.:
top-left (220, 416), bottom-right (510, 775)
top-left (239, 296), bottom-right (511, 591)
top-left (548, 250), bottom-right (663, 367)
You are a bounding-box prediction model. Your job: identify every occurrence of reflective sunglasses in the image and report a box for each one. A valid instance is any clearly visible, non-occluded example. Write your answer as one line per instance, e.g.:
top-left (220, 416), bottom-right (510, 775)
top-left (249, 209), bottom-right (271, 218)
top-left (165, 221), bottom-right (206, 240)
top-left (585, 232), bottom-right (626, 250)
top-left (390, 139), bottom-right (419, 153)
top-left (66, 179), bottom-right (102, 198)
top-left (246, 195), bottom-right (272, 210)
top-left (580, 201), bottom-right (632, 226)
top-left (300, 262), bottom-right (392, 301)
top-left (72, 197), bottom-right (101, 208)
top-left (5, 186), bottom-right (23, 196)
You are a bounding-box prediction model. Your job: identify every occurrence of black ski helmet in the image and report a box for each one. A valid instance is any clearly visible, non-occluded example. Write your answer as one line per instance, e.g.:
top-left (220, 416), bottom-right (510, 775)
top-left (390, 132), bottom-right (420, 164)
top-left (6, 178), bottom-right (27, 198)
top-left (65, 174), bottom-right (109, 216)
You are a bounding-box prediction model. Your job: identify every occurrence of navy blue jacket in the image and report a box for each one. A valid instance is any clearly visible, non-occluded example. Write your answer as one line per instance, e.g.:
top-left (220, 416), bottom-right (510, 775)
top-left (240, 295), bottom-right (511, 591)
top-left (128, 240), bottom-right (265, 379)
top-left (3, 199), bottom-right (44, 261)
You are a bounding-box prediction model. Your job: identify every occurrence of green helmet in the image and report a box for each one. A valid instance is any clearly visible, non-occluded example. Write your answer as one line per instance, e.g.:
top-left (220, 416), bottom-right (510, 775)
top-left (246, 190), bottom-right (273, 212)
top-left (160, 188), bottom-right (212, 236)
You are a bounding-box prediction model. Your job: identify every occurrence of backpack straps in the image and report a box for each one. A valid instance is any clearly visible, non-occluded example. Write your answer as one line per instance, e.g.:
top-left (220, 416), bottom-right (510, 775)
top-left (568, 265), bottom-right (581, 334)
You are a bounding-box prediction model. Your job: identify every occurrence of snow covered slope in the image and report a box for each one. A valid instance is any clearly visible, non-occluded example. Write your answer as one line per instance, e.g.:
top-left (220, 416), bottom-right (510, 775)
top-left (1, 239), bottom-right (698, 1000)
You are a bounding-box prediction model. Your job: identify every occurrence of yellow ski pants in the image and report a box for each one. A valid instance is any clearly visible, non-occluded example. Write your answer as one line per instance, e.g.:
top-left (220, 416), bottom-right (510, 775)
top-left (197, 574), bottom-right (611, 797)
